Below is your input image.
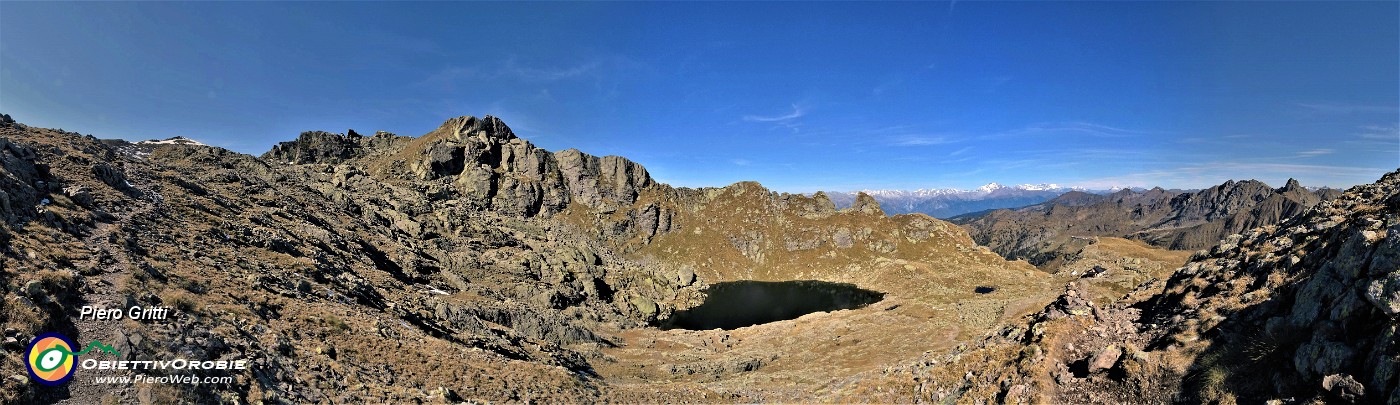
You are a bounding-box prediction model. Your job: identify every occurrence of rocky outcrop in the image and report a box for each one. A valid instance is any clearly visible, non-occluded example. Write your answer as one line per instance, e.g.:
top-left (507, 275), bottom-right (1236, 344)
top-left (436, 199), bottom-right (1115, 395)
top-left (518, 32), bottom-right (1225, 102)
top-left (846, 192), bottom-right (885, 216)
top-left (372, 116), bottom-right (656, 219)
top-left (0, 135), bottom-right (45, 225)
top-left (263, 129), bottom-right (410, 164)
top-left (781, 191), bottom-right (839, 220)
top-left (263, 131), bottom-right (363, 164)
top-left (555, 149), bottom-right (654, 212)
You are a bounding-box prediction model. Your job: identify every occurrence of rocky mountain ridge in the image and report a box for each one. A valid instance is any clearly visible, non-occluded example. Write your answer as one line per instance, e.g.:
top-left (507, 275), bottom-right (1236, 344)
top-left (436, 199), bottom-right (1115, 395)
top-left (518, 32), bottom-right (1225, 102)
top-left (840, 168), bottom-right (1400, 403)
top-left (954, 178), bottom-right (1343, 266)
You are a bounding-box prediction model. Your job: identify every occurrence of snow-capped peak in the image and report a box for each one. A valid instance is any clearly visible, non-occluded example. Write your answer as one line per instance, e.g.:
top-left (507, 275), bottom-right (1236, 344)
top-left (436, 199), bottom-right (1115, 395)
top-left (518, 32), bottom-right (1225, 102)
top-left (852, 183), bottom-right (1079, 197)
top-left (976, 182), bottom-right (1004, 193)
top-left (137, 136), bottom-right (207, 146)
top-left (1014, 183), bottom-right (1062, 191)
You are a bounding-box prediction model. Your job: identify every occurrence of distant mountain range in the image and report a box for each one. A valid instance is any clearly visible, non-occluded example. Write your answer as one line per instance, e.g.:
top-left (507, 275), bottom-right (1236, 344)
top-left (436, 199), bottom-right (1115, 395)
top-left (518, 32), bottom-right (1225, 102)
top-left (824, 183), bottom-right (1137, 218)
top-left (950, 178), bottom-right (1344, 264)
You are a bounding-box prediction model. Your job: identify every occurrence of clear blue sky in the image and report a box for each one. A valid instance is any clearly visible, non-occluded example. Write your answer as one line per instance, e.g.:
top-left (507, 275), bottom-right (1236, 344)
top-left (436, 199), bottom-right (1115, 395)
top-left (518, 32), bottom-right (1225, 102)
top-left (2, 2), bottom-right (1396, 191)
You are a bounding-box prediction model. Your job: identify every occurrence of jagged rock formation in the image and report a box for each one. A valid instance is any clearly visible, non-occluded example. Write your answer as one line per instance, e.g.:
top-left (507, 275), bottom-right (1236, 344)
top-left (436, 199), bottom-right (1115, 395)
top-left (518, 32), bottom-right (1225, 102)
top-left (954, 179), bottom-right (1342, 265)
top-left (0, 114), bottom-right (1048, 403)
top-left (261, 130), bottom-right (399, 164)
top-left (834, 169), bottom-right (1400, 404)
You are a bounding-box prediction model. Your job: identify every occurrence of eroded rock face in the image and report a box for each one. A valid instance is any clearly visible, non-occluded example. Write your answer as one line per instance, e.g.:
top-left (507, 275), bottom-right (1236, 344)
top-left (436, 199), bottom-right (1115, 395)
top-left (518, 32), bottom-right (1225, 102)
top-left (783, 192), bottom-right (838, 219)
top-left (263, 131), bottom-right (362, 164)
top-left (0, 135), bottom-right (44, 224)
top-left (362, 116), bottom-right (658, 219)
top-left (556, 149), bottom-right (654, 212)
top-left (1366, 271), bottom-right (1400, 316)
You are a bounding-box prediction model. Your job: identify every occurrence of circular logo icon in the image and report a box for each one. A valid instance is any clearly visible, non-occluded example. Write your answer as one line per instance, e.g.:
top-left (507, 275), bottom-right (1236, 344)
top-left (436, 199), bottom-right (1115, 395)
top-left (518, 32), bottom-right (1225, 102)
top-left (26, 332), bottom-right (76, 386)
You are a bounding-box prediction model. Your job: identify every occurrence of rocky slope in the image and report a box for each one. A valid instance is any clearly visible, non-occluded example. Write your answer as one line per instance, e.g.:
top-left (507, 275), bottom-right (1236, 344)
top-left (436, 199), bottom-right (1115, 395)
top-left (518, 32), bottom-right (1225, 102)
top-left (0, 114), bottom-right (1050, 403)
top-left (954, 179), bottom-right (1342, 265)
top-left (835, 169), bottom-right (1400, 403)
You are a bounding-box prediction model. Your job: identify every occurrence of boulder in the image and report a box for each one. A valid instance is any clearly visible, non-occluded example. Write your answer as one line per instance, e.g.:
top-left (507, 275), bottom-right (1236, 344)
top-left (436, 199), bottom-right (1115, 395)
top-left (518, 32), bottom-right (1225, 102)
top-left (92, 163), bottom-right (129, 189)
top-left (833, 227), bottom-right (855, 249)
top-left (64, 185), bottom-right (93, 206)
top-left (1088, 345), bottom-right (1122, 373)
top-left (1322, 373), bottom-right (1364, 402)
top-left (676, 266), bottom-right (695, 287)
top-left (848, 192), bottom-right (885, 216)
top-left (1365, 272), bottom-right (1400, 316)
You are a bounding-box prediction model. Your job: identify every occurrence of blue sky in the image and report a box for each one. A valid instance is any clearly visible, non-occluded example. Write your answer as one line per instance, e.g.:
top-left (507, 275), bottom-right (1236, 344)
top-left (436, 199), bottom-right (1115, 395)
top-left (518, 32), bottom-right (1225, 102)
top-left (1, 2), bottom-right (1396, 192)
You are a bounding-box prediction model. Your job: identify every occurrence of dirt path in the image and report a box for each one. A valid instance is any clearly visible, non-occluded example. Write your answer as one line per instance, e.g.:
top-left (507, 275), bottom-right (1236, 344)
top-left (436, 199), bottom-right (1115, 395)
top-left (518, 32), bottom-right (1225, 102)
top-left (58, 169), bottom-right (161, 404)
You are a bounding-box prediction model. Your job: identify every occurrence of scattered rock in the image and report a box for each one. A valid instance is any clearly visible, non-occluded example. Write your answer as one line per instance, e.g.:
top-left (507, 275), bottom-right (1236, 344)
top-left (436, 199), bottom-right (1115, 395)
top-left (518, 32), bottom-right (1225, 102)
top-left (22, 280), bottom-right (44, 299)
top-left (92, 163), bottom-right (129, 189)
top-left (1322, 373), bottom-right (1364, 402)
top-left (833, 228), bottom-right (854, 249)
top-left (676, 266), bottom-right (695, 287)
top-left (1088, 346), bottom-right (1121, 373)
top-left (1364, 272), bottom-right (1400, 316)
top-left (2, 336), bottom-right (20, 351)
top-left (63, 185), bottom-right (93, 206)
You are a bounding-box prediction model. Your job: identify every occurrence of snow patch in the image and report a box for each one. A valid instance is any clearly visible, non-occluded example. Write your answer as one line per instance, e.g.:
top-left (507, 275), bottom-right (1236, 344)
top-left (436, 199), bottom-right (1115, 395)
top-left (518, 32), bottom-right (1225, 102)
top-left (137, 136), bottom-right (207, 146)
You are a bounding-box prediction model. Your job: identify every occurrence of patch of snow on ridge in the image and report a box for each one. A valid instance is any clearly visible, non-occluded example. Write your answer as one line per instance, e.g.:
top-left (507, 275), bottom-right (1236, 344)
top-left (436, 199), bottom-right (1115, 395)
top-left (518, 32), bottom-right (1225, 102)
top-left (137, 136), bottom-right (207, 146)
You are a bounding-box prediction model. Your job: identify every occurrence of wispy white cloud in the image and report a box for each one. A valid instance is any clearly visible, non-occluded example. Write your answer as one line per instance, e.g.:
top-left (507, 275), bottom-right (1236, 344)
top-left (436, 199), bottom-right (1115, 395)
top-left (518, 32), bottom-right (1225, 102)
top-left (1359, 123), bottom-right (1399, 140)
top-left (742, 104), bottom-right (805, 122)
top-left (892, 135), bottom-right (954, 146)
top-left (987, 121), bottom-right (1155, 139)
top-left (417, 56), bottom-right (632, 89)
top-left (948, 146), bottom-right (973, 156)
top-left (1296, 148), bottom-right (1334, 158)
top-left (731, 159), bottom-right (752, 166)
top-left (1295, 102), bottom-right (1399, 114)
top-left (500, 58), bottom-right (601, 81)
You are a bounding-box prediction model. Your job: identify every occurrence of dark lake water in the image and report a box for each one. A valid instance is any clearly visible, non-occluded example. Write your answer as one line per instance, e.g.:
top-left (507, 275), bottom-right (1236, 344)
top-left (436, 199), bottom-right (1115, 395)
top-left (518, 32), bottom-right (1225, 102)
top-left (661, 280), bottom-right (885, 330)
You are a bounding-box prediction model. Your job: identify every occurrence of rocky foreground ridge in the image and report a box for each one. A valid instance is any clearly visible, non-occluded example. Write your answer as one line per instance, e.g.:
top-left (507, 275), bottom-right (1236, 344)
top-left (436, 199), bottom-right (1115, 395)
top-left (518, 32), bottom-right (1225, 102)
top-left (0, 114), bottom-right (1046, 403)
top-left (847, 169), bottom-right (1400, 403)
